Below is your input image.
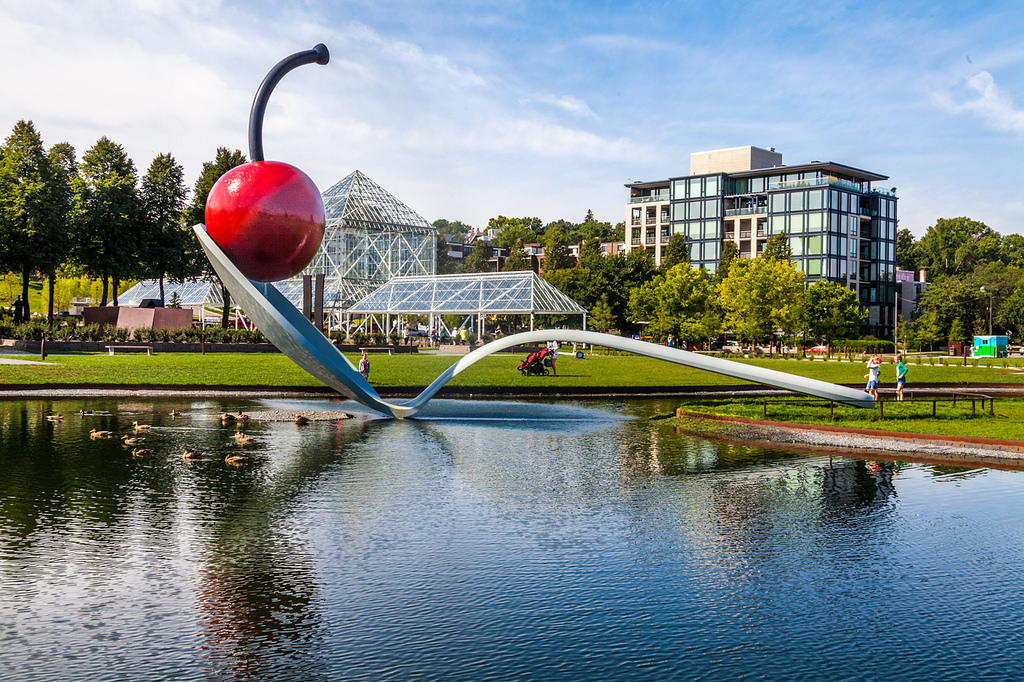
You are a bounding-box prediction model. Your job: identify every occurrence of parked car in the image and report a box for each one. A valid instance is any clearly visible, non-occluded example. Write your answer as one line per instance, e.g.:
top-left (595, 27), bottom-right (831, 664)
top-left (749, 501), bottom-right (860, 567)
top-left (809, 345), bottom-right (829, 354)
top-left (721, 341), bottom-right (741, 353)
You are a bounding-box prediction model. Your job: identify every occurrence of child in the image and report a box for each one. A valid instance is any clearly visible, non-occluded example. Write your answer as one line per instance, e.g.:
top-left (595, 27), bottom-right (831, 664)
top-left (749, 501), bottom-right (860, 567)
top-left (864, 355), bottom-right (881, 400)
top-left (358, 350), bottom-right (370, 381)
top-left (895, 354), bottom-right (907, 401)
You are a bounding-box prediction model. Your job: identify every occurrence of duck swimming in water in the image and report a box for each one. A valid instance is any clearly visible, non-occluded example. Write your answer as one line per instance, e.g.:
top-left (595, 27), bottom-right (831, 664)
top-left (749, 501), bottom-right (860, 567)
top-left (224, 454), bottom-right (249, 466)
top-left (90, 429), bottom-right (113, 439)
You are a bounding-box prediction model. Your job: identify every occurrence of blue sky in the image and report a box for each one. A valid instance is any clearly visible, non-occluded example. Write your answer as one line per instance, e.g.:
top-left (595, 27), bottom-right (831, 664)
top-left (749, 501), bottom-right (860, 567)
top-left (2, 0), bottom-right (1022, 237)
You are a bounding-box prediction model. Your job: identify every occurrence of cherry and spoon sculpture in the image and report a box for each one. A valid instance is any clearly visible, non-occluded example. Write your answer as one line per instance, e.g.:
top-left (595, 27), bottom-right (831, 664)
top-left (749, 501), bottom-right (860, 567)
top-left (205, 44), bottom-right (330, 282)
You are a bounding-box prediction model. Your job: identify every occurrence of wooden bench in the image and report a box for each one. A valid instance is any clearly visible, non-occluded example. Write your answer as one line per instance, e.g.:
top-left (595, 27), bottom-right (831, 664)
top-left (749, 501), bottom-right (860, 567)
top-left (107, 345), bottom-right (153, 356)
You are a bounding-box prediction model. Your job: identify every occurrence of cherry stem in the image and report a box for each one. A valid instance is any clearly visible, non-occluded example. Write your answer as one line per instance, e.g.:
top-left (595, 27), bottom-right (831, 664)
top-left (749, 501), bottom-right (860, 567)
top-left (248, 43), bottom-right (330, 163)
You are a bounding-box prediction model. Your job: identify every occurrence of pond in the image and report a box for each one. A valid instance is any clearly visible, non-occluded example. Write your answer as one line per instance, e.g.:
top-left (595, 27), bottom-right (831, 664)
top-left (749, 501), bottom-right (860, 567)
top-left (1, 396), bottom-right (1022, 681)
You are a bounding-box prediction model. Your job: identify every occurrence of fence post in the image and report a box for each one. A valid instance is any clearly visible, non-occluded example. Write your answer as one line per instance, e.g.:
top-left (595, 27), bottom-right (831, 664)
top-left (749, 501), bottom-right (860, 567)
top-left (763, 398), bottom-right (767, 419)
top-left (971, 399), bottom-right (976, 417)
top-left (830, 401), bottom-right (834, 420)
top-left (932, 400), bottom-right (936, 417)
top-left (879, 400), bottom-right (884, 419)
top-left (991, 398), bottom-right (995, 416)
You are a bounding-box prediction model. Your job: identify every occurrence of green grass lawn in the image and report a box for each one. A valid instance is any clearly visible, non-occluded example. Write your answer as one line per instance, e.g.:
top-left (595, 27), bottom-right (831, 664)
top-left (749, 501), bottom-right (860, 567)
top-left (3, 350), bottom-right (1024, 389)
top-left (678, 396), bottom-right (1024, 441)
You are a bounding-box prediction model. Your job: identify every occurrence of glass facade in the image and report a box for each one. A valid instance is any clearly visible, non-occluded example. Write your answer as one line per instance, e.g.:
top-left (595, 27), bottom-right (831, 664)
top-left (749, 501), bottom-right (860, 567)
top-left (632, 160), bottom-right (898, 337)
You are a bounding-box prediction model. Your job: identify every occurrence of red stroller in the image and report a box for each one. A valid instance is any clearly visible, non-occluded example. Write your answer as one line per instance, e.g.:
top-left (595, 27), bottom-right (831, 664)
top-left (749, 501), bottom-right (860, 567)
top-left (518, 347), bottom-right (552, 376)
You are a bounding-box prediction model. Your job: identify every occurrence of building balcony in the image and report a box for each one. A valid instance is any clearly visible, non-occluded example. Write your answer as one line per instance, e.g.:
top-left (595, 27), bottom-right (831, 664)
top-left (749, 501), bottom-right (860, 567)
top-left (739, 230), bottom-right (751, 239)
top-left (725, 206), bottom-right (768, 216)
top-left (768, 176), bottom-right (867, 193)
top-left (645, 237), bottom-right (656, 245)
top-left (660, 214), bottom-right (670, 223)
top-left (630, 219), bottom-right (641, 226)
top-left (646, 218), bottom-right (657, 224)
top-left (629, 195), bottom-right (670, 204)
top-left (630, 238), bottom-right (641, 246)
top-left (724, 231), bottom-right (735, 240)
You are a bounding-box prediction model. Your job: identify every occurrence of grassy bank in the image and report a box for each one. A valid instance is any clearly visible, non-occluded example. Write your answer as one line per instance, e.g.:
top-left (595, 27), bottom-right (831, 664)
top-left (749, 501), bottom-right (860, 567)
top-left (678, 396), bottom-right (1024, 441)
top-left (3, 350), bottom-right (1024, 390)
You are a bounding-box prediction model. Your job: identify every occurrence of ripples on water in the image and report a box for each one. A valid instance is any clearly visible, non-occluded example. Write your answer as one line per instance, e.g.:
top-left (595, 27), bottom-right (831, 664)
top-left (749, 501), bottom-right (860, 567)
top-left (0, 397), bottom-right (1022, 681)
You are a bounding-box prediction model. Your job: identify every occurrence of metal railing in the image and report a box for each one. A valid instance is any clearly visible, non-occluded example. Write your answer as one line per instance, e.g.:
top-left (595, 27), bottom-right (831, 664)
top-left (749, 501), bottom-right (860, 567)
top-left (760, 392), bottom-right (996, 420)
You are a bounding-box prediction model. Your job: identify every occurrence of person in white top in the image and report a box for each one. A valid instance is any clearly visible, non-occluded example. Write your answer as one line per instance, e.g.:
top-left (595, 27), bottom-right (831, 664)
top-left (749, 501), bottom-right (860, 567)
top-left (546, 340), bottom-right (558, 376)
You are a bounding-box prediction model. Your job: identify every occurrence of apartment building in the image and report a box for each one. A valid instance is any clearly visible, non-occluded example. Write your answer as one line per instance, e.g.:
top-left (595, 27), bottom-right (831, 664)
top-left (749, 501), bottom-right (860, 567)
top-left (625, 146), bottom-right (898, 336)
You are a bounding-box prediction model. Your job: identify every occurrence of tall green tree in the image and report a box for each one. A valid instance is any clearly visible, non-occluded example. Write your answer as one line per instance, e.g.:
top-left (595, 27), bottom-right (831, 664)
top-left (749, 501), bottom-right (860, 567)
top-left (432, 218), bottom-right (472, 242)
top-left (918, 217), bottom-right (999, 278)
top-left (660, 233), bottom-right (690, 271)
top-left (913, 275), bottom-right (987, 340)
top-left (761, 232), bottom-right (791, 261)
top-left (999, 233), bottom-right (1024, 268)
top-left (435, 233), bottom-right (458, 274)
top-left (714, 240), bottom-right (739, 284)
top-left (140, 153), bottom-right (190, 303)
top-left (896, 227), bottom-right (921, 272)
top-left (463, 239), bottom-right (491, 273)
top-left (42, 141), bottom-right (77, 321)
top-left (542, 223), bottom-right (571, 271)
top-left (186, 147), bottom-right (246, 327)
top-left (488, 216), bottom-right (541, 249)
top-left (76, 137), bottom-right (142, 305)
top-left (718, 256), bottom-right (805, 345)
top-left (804, 280), bottom-right (866, 349)
top-left (502, 239), bottom-right (532, 272)
top-left (0, 120), bottom-right (59, 317)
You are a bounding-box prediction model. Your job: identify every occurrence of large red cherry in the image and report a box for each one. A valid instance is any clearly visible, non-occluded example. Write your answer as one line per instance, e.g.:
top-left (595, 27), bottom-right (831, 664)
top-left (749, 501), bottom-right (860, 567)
top-left (204, 43), bottom-right (330, 282)
top-left (205, 161), bottom-right (325, 282)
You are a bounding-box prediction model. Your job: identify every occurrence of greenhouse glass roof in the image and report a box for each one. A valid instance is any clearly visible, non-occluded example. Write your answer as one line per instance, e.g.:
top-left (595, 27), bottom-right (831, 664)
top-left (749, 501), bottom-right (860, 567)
top-left (348, 272), bottom-right (587, 315)
top-left (117, 279), bottom-right (223, 307)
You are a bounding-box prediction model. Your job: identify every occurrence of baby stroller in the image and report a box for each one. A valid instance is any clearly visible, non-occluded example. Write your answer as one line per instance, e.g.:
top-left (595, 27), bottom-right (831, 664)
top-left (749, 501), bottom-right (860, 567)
top-left (518, 347), bottom-right (552, 376)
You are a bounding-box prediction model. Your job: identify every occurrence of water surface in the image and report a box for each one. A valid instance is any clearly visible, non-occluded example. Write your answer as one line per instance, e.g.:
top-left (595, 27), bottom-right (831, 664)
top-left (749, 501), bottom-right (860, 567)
top-left (1, 397), bottom-right (1022, 680)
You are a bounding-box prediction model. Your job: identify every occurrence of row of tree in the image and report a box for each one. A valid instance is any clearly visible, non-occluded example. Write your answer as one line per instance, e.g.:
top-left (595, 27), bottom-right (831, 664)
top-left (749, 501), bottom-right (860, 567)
top-left (0, 120), bottom-right (248, 324)
top-left (896, 218), bottom-right (1024, 346)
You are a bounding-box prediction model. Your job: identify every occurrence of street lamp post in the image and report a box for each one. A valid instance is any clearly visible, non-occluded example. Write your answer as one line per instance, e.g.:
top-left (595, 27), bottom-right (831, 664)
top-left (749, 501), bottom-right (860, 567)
top-left (981, 286), bottom-right (996, 336)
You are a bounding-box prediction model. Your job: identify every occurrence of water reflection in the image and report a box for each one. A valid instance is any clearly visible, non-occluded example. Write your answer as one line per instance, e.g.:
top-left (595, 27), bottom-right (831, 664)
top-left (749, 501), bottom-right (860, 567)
top-left (0, 397), bottom-right (1022, 680)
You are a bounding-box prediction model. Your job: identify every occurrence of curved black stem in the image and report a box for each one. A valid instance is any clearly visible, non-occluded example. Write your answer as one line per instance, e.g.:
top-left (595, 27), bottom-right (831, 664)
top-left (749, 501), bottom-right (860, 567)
top-left (248, 43), bottom-right (330, 162)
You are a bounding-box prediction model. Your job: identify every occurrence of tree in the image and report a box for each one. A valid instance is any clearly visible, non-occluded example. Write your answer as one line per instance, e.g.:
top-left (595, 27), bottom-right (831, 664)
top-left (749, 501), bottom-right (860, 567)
top-left (918, 217), bottom-right (999, 278)
top-left (139, 153), bottom-right (190, 303)
top-left (187, 147), bottom-right (246, 327)
top-left (463, 239), bottom-right (491, 273)
top-left (661, 233), bottom-right (689, 271)
top-left (626, 264), bottom-right (713, 344)
top-left (913, 275), bottom-right (987, 341)
top-left (542, 223), bottom-right (571, 271)
top-left (502, 239), bottom-right (532, 272)
top-left (896, 227), bottom-right (921, 272)
top-left (75, 137), bottom-right (143, 306)
top-left (435, 233), bottom-right (458, 274)
top-left (804, 280), bottom-right (866, 349)
top-left (487, 216), bottom-right (540, 249)
top-left (761, 232), bottom-right (791, 261)
top-left (589, 295), bottom-right (615, 333)
top-left (42, 141), bottom-right (77, 321)
top-left (718, 256), bottom-right (805, 345)
top-left (432, 218), bottom-right (472, 242)
top-left (0, 120), bottom-right (71, 319)
top-left (714, 240), bottom-right (739, 284)
top-left (999, 233), bottom-right (1024, 268)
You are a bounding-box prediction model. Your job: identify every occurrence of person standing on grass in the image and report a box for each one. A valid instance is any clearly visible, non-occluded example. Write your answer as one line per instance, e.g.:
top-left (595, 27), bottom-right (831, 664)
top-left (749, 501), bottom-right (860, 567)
top-left (895, 354), bottom-right (908, 401)
top-left (546, 339), bottom-right (559, 376)
top-left (358, 350), bottom-right (370, 381)
top-left (864, 355), bottom-right (881, 400)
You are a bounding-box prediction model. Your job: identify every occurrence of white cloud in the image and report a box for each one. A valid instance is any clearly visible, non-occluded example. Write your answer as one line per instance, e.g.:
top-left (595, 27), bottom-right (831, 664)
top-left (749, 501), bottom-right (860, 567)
top-left (935, 70), bottom-right (1024, 134)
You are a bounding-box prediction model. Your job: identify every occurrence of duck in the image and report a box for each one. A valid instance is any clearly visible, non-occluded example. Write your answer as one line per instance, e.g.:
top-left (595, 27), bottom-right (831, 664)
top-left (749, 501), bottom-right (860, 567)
top-left (169, 410), bottom-right (181, 417)
top-left (220, 413), bottom-right (237, 423)
top-left (46, 414), bottom-right (64, 422)
top-left (131, 448), bottom-right (153, 458)
top-left (224, 454), bottom-right (249, 466)
top-left (236, 412), bottom-right (251, 423)
top-left (182, 450), bottom-right (203, 461)
top-left (294, 414), bottom-right (310, 425)
top-left (235, 434), bottom-right (257, 446)
top-left (132, 421), bottom-right (151, 432)
top-left (79, 409), bottom-right (93, 416)
top-left (121, 435), bottom-right (145, 446)
top-left (90, 429), bottom-right (113, 439)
